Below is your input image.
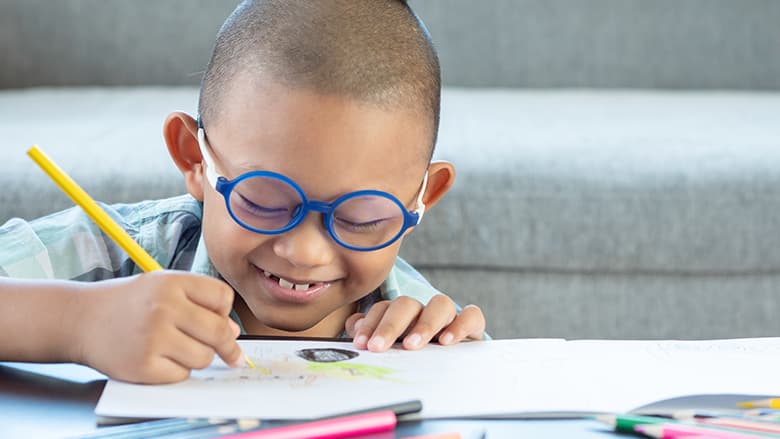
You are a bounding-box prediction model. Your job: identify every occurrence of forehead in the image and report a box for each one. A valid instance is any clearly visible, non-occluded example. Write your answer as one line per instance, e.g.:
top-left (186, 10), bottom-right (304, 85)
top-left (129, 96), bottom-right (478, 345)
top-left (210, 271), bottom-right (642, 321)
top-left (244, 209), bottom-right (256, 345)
top-left (204, 77), bottom-right (431, 199)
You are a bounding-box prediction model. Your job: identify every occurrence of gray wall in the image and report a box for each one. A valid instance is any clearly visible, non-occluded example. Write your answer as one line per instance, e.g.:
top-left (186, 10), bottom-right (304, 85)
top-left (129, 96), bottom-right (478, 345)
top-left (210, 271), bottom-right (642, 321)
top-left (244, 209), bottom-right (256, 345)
top-left (2, 0), bottom-right (779, 89)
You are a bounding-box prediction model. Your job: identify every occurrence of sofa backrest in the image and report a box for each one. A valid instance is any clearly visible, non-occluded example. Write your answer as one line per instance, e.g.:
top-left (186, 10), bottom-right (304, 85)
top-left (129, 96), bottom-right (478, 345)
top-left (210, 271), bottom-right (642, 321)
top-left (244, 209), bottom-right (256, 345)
top-left (1, 0), bottom-right (779, 90)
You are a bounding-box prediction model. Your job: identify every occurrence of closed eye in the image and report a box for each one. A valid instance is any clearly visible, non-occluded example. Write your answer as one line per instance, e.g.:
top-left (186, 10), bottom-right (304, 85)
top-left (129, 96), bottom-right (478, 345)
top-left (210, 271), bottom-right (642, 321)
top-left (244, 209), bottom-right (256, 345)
top-left (334, 217), bottom-right (388, 233)
top-left (235, 193), bottom-right (290, 217)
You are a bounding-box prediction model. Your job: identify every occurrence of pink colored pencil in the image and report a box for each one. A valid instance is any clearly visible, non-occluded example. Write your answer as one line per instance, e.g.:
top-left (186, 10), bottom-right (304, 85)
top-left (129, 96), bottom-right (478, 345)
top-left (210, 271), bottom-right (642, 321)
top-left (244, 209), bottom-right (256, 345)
top-left (221, 410), bottom-right (397, 439)
top-left (699, 418), bottom-right (780, 435)
top-left (635, 423), bottom-right (770, 439)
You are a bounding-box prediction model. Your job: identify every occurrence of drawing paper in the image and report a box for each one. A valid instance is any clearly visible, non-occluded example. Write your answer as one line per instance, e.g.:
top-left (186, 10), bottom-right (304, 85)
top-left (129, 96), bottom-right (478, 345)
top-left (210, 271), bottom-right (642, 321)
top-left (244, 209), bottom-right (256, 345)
top-left (95, 337), bottom-right (780, 420)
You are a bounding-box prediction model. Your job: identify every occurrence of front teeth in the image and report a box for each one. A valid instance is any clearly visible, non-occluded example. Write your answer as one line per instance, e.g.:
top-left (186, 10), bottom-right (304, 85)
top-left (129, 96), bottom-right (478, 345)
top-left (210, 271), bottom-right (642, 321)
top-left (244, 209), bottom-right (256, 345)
top-left (265, 271), bottom-right (311, 291)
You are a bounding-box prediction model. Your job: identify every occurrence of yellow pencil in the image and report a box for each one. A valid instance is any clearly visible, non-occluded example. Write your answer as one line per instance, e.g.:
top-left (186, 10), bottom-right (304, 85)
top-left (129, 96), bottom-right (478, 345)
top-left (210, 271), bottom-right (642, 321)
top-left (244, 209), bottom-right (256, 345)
top-left (737, 398), bottom-right (780, 409)
top-left (27, 145), bottom-right (255, 369)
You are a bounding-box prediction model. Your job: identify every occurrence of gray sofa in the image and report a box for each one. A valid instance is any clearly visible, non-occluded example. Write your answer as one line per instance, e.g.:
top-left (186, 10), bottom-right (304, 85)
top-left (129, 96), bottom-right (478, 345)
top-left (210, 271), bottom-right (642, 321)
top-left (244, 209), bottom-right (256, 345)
top-left (2, 0), bottom-right (779, 339)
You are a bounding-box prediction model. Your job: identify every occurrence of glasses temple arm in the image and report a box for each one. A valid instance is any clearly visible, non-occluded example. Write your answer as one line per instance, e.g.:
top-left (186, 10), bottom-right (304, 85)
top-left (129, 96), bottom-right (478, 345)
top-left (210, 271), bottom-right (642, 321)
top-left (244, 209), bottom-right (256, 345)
top-left (414, 171), bottom-right (429, 225)
top-left (197, 128), bottom-right (221, 188)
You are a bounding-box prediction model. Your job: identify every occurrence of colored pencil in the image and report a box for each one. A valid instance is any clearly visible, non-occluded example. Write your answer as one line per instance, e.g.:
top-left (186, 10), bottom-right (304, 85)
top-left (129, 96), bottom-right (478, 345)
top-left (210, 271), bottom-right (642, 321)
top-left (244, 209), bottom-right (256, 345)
top-left (321, 399), bottom-right (422, 419)
top-left (27, 145), bottom-right (255, 369)
top-left (635, 423), bottom-right (777, 439)
top-left (27, 145), bottom-right (163, 272)
top-left (68, 418), bottom-right (232, 439)
top-left (739, 399), bottom-right (780, 410)
top-left (220, 410), bottom-right (397, 439)
top-left (699, 418), bottom-right (780, 435)
top-left (594, 414), bottom-right (672, 433)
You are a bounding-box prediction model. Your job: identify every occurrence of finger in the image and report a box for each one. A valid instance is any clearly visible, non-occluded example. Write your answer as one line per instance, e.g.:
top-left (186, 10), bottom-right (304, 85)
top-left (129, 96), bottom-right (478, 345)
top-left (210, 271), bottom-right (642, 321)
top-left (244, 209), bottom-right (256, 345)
top-left (180, 273), bottom-right (235, 316)
top-left (344, 312), bottom-right (366, 337)
top-left (367, 296), bottom-right (424, 352)
top-left (438, 304), bottom-right (486, 346)
top-left (402, 294), bottom-right (457, 350)
top-left (128, 357), bottom-right (192, 385)
top-left (164, 326), bottom-right (219, 371)
top-left (175, 300), bottom-right (243, 367)
top-left (352, 301), bottom-right (391, 350)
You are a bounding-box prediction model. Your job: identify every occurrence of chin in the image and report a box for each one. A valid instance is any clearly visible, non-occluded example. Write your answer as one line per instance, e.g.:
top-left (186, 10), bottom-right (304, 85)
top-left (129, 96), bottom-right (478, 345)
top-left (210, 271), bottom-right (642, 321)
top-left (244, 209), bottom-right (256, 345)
top-left (254, 307), bottom-right (327, 333)
top-left (268, 319), bottom-right (320, 333)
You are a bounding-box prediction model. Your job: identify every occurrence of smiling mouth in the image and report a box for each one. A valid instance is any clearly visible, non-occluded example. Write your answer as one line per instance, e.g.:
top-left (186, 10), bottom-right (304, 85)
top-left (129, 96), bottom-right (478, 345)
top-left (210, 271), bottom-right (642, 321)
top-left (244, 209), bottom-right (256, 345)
top-left (259, 269), bottom-right (334, 291)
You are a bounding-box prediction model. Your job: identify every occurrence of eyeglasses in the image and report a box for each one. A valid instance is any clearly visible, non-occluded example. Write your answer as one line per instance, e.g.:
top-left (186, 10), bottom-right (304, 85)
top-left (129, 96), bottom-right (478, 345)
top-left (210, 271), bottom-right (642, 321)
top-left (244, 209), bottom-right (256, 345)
top-left (196, 118), bottom-right (428, 251)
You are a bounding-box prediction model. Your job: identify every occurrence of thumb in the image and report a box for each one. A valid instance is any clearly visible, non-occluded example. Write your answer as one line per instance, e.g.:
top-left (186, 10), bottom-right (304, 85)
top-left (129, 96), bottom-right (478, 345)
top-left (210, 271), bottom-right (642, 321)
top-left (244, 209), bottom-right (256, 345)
top-left (344, 313), bottom-right (366, 337)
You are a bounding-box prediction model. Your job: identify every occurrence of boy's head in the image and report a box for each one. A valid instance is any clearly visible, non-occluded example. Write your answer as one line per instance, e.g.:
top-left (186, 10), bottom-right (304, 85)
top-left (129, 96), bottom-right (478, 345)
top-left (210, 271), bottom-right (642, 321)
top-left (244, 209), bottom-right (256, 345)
top-left (164, 0), bottom-right (454, 335)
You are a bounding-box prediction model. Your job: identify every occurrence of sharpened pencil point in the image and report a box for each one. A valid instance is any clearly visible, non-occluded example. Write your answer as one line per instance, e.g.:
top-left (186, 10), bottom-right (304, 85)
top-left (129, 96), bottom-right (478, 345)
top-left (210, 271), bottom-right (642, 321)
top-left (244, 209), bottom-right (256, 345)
top-left (594, 414), bottom-right (616, 426)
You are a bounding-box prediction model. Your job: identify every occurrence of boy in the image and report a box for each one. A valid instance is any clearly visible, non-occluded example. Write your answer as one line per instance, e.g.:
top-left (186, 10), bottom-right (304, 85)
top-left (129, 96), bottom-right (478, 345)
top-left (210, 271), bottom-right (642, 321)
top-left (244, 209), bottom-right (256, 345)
top-left (0, 0), bottom-right (485, 384)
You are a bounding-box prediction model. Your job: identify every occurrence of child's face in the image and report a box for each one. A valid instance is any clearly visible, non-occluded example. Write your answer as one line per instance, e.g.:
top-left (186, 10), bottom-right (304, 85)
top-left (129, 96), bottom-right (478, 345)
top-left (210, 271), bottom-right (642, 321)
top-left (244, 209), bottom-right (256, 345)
top-left (194, 78), bottom-right (435, 333)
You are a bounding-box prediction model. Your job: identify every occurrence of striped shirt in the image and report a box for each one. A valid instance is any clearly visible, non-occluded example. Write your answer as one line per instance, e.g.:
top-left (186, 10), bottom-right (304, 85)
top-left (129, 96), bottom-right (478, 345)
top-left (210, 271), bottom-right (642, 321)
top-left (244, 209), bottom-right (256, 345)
top-left (0, 194), bottom-right (445, 333)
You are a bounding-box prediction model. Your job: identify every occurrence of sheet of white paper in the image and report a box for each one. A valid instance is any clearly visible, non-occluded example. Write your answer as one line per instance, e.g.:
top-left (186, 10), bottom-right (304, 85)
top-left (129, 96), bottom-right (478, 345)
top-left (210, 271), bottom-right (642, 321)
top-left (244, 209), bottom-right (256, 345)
top-left (94, 338), bottom-right (780, 420)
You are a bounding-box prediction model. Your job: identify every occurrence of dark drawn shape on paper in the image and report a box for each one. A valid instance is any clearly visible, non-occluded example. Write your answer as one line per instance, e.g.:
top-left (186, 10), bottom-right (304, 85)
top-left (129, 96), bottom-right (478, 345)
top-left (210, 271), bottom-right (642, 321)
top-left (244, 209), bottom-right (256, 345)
top-left (295, 348), bottom-right (359, 363)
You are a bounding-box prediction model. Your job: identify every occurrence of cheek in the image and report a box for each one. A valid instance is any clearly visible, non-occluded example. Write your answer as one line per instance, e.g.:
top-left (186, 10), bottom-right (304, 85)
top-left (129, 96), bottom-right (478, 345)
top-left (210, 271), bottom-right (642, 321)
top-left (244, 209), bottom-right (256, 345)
top-left (201, 191), bottom-right (258, 273)
top-left (342, 246), bottom-right (400, 297)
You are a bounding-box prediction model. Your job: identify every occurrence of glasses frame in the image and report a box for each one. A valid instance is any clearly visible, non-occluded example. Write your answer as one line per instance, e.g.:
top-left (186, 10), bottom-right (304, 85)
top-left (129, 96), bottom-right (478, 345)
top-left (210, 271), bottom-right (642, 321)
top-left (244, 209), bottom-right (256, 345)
top-left (196, 118), bottom-right (428, 251)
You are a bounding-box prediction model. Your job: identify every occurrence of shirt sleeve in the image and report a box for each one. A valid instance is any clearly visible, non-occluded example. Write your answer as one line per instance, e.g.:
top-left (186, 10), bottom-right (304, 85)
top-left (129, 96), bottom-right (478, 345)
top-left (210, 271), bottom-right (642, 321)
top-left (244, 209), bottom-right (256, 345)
top-left (0, 207), bottom-right (130, 280)
top-left (381, 257), bottom-right (453, 307)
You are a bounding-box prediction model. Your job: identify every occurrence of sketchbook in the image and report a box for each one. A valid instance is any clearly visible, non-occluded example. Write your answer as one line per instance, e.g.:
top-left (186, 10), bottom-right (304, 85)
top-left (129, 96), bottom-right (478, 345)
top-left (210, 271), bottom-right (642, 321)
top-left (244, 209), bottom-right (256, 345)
top-left (94, 337), bottom-right (780, 421)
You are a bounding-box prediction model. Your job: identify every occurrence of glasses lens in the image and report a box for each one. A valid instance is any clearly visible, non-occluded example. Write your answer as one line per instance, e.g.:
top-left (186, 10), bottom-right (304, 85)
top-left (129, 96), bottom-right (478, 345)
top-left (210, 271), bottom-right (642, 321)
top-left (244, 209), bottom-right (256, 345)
top-left (229, 175), bottom-right (303, 232)
top-left (332, 195), bottom-right (406, 248)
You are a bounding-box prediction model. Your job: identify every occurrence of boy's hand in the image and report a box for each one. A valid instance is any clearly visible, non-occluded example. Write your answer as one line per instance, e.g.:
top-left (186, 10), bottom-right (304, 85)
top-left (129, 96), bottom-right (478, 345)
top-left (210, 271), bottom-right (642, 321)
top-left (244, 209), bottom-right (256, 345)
top-left (74, 271), bottom-right (243, 384)
top-left (345, 294), bottom-right (485, 352)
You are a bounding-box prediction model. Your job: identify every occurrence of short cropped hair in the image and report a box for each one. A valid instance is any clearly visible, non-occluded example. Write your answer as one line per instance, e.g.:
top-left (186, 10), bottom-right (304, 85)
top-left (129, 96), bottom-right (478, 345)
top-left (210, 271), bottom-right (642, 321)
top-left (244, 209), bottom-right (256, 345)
top-left (198, 0), bottom-right (441, 161)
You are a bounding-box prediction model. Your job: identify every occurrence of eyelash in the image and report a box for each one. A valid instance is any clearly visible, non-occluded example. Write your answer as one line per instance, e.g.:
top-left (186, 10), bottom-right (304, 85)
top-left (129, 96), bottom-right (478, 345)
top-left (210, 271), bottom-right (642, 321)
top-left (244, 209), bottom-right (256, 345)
top-left (334, 217), bottom-right (385, 233)
top-left (236, 193), bottom-right (290, 217)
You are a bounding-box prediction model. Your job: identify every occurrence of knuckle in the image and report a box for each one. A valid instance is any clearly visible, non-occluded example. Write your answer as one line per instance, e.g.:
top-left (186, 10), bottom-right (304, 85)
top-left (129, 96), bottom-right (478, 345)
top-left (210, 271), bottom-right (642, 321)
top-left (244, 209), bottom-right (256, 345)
top-left (212, 318), bottom-right (230, 339)
top-left (431, 294), bottom-right (454, 308)
top-left (412, 321), bottom-right (437, 336)
top-left (377, 321), bottom-right (403, 337)
top-left (366, 301), bottom-right (391, 319)
top-left (396, 296), bottom-right (422, 308)
top-left (146, 300), bottom-right (174, 326)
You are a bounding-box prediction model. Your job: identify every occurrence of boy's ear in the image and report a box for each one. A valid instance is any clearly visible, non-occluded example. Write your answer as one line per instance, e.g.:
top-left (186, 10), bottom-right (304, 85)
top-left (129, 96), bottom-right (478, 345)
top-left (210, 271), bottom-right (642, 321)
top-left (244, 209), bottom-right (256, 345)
top-left (421, 160), bottom-right (456, 210)
top-left (163, 112), bottom-right (205, 201)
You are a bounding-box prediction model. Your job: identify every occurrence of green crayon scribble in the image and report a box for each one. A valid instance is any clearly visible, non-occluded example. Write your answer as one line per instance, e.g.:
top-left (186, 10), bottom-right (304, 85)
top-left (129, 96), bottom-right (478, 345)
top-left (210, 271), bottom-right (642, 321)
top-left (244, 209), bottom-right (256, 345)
top-left (306, 362), bottom-right (400, 382)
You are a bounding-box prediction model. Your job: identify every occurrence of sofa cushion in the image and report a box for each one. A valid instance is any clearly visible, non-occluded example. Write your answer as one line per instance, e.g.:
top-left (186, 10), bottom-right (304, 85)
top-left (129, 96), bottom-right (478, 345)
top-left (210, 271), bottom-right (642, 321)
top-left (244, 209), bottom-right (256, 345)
top-left (2, 87), bottom-right (779, 276)
top-left (403, 89), bottom-right (780, 274)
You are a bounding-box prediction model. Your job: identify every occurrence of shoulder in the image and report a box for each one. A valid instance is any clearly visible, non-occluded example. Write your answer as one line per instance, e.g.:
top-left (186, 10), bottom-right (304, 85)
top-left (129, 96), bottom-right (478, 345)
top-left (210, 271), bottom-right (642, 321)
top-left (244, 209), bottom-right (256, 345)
top-left (109, 195), bottom-right (203, 230)
top-left (107, 195), bottom-right (203, 271)
top-left (0, 195), bottom-right (203, 279)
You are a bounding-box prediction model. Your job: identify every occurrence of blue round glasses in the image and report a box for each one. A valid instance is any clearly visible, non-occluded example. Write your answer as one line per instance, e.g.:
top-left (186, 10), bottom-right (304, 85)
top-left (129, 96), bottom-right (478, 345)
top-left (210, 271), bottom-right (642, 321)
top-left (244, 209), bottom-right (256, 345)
top-left (196, 120), bottom-right (428, 251)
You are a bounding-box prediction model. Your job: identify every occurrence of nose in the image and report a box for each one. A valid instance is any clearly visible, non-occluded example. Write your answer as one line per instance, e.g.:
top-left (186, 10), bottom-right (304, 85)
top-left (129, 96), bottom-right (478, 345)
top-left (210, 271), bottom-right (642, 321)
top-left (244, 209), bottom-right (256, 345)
top-left (271, 213), bottom-right (336, 268)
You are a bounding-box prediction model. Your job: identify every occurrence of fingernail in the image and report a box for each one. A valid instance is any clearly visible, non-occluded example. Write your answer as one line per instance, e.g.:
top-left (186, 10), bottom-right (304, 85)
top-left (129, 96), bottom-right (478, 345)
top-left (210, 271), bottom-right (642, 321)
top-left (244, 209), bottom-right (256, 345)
top-left (355, 334), bottom-right (368, 347)
top-left (406, 333), bottom-right (422, 348)
top-left (440, 332), bottom-right (454, 345)
top-left (368, 336), bottom-right (385, 351)
top-left (354, 318), bottom-right (365, 330)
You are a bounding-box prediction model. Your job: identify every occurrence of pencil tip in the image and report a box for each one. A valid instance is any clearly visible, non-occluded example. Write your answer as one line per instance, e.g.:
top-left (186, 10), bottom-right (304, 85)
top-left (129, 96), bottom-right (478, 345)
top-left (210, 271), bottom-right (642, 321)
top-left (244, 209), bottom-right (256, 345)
top-left (594, 414), bottom-right (616, 425)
